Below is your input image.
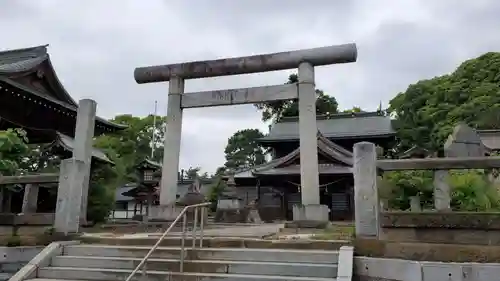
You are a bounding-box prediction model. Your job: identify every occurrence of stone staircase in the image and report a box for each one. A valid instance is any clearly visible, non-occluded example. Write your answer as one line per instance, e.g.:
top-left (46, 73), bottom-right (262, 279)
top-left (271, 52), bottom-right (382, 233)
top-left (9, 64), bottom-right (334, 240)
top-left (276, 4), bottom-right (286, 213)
top-left (17, 238), bottom-right (353, 281)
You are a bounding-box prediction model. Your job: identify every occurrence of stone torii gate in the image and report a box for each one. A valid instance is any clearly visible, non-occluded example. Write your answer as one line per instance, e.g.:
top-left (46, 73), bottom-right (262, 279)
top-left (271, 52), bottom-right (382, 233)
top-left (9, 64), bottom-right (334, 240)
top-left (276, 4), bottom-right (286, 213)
top-left (134, 43), bottom-right (357, 222)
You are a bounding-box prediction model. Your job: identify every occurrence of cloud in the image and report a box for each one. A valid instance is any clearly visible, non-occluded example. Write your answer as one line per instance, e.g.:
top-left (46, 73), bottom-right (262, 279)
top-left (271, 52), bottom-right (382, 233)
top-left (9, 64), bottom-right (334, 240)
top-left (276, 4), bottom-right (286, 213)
top-left (1, 0), bottom-right (500, 173)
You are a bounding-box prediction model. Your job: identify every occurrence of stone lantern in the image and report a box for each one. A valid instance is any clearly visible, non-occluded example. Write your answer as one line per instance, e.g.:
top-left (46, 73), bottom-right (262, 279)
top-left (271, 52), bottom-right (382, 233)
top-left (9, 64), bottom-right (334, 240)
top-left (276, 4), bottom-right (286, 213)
top-left (135, 159), bottom-right (161, 222)
top-left (215, 174), bottom-right (246, 223)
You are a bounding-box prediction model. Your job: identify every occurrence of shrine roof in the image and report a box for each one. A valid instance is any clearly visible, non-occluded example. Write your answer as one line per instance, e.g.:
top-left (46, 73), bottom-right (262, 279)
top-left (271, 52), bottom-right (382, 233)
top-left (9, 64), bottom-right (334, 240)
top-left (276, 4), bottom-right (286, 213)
top-left (233, 132), bottom-right (353, 178)
top-left (477, 129), bottom-right (500, 151)
top-left (135, 159), bottom-right (162, 170)
top-left (50, 132), bottom-right (113, 164)
top-left (259, 111), bottom-right (395, 142)
top-left (0, 45), bottom-right (127, 134)
top-left (115, 184), bottom-right (137, 202)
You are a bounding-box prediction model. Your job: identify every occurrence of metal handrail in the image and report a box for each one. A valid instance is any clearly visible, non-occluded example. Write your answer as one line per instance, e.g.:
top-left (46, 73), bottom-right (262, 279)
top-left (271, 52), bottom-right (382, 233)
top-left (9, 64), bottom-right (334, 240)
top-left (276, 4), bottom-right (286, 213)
top-left (124, 202), bottom-right (211, 281)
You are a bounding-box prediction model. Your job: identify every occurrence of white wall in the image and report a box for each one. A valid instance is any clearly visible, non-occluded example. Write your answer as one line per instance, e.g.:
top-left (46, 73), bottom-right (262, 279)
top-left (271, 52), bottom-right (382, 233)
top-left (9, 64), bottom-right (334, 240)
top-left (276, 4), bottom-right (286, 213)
top-left (109, 201), bottom-right (145, 219)
top-left (355, 257), bottom-right (500, 281)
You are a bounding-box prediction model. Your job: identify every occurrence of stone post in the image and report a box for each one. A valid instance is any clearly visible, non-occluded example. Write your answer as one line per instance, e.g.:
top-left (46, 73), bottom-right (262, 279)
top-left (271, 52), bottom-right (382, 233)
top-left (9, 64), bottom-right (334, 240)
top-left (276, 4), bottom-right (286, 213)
top-left (21, 184), bottom-right (39, 213)
top-left (160, 76), bottom-right (185, 206)
top-left (293, 61), bottom-right (328, 222)
top-left (73, 99), bottom-right (96, 223)
top-left (409, 195), bottom-right (421, 212)
top-left (54, 159), bottom-right (86, 234)
top-left (353, 142), bottom-right (380, 237)
top-left (434, 124), bottom-right (485, 210)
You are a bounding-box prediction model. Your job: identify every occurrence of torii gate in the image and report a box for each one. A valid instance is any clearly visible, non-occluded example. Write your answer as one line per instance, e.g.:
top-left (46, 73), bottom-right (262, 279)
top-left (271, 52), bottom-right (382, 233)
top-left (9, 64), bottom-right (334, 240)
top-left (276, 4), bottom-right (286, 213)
top-left (134, 43), bottom-right (357, 221)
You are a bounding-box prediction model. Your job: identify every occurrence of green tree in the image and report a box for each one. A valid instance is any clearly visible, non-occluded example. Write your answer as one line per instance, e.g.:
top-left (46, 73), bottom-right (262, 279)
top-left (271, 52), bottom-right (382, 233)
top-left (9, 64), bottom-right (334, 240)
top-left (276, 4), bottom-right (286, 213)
top-left (224, 129), bottom-right (267, 170)
top-left (254, 74), bottom-right (339, 123)
top-left (342, 106), bottom-right (364, 113)
top-left (94, 114), bottom-right (166, 184)
top-left (0, 129), bottom-right (29, 176)
top-left (87, 163), bottom-right (118, 223)
top-left (388, 52), bottom-right (500, 154)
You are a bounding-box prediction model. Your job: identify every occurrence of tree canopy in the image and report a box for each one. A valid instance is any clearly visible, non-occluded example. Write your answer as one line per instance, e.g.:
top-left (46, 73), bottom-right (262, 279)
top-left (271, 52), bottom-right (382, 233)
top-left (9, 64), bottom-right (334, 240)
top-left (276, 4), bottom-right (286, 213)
top-left (0, 129), bottom-right (29, 176)
top-left (254, 74), bottom-right (339, 123)
top-left (389, 52), bottom-right (500, 154)
top-left (224, 129), bottom-right (267, 171)
top-left (94, 114), bottom-right (166, 184)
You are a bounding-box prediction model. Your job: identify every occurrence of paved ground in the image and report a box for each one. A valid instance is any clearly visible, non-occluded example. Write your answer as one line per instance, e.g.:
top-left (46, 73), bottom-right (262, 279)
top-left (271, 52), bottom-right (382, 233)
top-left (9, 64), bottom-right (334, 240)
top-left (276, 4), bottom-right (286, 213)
top-left (168, 223), bottom-right (284, 238)
top-left (83, 223), bottom-right (284, 239)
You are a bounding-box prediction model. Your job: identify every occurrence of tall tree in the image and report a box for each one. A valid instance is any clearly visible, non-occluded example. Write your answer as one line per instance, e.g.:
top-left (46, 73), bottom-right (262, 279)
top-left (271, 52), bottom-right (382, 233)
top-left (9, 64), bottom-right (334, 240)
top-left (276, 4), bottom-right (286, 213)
top-left (224, 129), bottom-right (267, 170)
top-left (388, 52), bottom-right (500, 153)
top-left (94, 114), bottom-right (166, 184)
top-left (254, 74), bottom-right (339, 123)
top-left (0, 129), bottom-right (29, 176)
top-left (342, 106), bottom-right (364, 113)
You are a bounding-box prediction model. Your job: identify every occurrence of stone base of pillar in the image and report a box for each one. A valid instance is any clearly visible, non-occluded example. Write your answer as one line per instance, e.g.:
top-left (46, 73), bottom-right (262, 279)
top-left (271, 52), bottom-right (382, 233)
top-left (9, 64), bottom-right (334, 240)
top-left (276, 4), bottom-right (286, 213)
top-left (292, 204), bottom-right (329, 227)
top-left (148, 205), bottom-right (183, 221)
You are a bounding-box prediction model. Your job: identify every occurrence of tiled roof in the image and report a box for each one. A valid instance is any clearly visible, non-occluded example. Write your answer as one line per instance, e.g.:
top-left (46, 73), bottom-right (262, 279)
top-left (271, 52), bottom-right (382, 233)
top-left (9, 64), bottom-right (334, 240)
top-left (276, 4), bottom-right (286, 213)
top-left (234, 131), bottom-right (353, 178)
top-left (260, 112), bottom-right (395, 142)
top-left (477, 129), bottom-right (500, 151)
top-left (115, 184), bottom-right (137, 202)
top-left (54, 132), bottom-right (113, 164)
top-left (0, 45), bottom-right (127, 133)
top-left (255, 163), bottom-right (351, 175)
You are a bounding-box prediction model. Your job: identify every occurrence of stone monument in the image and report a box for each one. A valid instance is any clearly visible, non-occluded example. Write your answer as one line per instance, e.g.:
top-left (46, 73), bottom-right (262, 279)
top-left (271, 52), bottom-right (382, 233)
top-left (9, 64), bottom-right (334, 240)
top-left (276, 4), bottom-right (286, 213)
top-left (177, 177), bottom-right (207, 224)
top-left (215, 175), bottom-right (247, 223)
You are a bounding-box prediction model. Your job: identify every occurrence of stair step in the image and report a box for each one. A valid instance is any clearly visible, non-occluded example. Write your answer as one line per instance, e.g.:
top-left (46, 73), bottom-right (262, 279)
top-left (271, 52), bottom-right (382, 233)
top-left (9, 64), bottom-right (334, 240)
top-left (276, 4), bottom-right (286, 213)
top-left (52, 256), bottom-right (337, 278)
top-left (81, 236), bottom-right (349, 250)
top-left (37, 267), bottom-right (337, 281)
top-left (65, 245), bottom-right (339, 264)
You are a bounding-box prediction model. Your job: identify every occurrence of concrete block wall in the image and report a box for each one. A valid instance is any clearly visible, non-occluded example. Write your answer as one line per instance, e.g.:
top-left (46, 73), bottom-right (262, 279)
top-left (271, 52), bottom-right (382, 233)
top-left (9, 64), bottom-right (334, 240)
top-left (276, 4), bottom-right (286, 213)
top-left (354, 257), bottom-right (500, 281)
top-left (0, 247), bottom-right (42, 281)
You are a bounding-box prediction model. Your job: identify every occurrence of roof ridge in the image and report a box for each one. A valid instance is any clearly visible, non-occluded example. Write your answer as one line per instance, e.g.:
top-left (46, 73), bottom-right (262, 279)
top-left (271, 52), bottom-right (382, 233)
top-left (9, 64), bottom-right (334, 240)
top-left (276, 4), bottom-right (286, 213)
top-left (0, 45), bottom-right (48, 56)
top-left (253, 131), bottom-right (353, 173)
top-left (279, 111), bottom-right (386, 123)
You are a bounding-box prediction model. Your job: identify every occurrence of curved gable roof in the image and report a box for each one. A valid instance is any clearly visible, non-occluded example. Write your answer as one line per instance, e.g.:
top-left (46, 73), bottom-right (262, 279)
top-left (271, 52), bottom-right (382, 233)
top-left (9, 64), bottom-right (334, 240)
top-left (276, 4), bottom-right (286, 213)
top-left (0, 45), bottom-right (127, 133)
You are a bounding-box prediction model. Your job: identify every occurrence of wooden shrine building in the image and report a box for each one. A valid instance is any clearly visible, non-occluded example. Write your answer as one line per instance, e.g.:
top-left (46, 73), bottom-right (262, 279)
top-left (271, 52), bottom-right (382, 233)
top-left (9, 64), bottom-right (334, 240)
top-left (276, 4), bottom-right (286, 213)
top-left (231, 112), bottom-right (396, 221)
top-left (0, 45), bottom-right (126, 216)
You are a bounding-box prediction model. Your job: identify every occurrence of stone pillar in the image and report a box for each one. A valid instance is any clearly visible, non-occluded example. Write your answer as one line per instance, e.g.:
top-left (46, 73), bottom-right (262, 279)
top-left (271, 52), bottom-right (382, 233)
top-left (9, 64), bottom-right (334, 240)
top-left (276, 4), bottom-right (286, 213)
top-left (73, 99), bottom-right (96, 223)
top-left (21, 184), bottom-right (39, 213)
top-left (353, 142), bottom-right (380, 238)
top-left (160, 76), bottom-right (184, 206)
top-left (298, 62), bottom-right (320, 206)
top-left (433, 170), bottom-right (450, 210)
top-left (54, 159), bottom-right (86, 234)
top-left (409, 195), bottom-right (421, 212)
top-left (434, 124), bottom-right (485, 210)
top-left (294, 62), bottom-right (328, 222)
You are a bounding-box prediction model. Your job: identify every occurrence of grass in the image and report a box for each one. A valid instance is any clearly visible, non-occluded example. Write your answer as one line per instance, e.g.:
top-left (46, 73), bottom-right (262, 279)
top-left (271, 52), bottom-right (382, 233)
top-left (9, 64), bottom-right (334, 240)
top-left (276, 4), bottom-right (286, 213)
top-left (311, 224), bottom-right (355, 240)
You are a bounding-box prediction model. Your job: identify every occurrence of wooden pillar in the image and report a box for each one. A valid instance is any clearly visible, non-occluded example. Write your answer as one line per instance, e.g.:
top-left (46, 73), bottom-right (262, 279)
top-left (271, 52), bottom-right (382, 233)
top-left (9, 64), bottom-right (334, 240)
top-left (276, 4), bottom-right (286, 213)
top-left (5, 189), bottom-right (12, 213)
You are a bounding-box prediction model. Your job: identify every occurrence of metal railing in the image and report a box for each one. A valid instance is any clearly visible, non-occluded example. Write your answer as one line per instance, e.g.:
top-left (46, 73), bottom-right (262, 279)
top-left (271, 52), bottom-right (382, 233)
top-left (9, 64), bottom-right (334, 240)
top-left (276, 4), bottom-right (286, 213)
top-left (124, 202), bottom-right (211, 281)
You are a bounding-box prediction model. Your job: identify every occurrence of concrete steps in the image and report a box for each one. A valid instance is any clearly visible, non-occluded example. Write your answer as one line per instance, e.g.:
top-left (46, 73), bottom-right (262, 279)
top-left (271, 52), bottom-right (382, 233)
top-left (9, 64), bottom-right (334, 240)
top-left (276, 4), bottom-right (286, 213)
top-left (36, 268), bottom-right (335, 280)
top-left (80, 236), bottom-right (350, 250)
top-left (22, 238), bottom-right (352, 281)
top-left (63, 245), bottom-right (339, 263)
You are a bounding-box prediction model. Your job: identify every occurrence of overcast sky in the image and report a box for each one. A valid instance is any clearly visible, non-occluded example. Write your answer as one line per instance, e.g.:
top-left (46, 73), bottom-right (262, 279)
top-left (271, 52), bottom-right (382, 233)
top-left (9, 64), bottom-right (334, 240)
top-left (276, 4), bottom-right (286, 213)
top-left (1, 0), bottom-right (499, 173)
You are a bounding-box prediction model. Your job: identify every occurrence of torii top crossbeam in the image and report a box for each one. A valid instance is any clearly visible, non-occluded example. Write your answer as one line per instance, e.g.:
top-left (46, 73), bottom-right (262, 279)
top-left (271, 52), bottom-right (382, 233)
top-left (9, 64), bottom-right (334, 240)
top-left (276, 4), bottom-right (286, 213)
top-left (134, 43), bottom-right (357, 83)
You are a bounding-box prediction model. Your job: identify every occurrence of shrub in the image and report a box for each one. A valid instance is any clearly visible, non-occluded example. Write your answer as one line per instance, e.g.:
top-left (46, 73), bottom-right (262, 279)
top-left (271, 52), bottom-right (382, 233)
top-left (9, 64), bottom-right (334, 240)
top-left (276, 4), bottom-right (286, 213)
top-left (380, 170), bottom-right (500, 211)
